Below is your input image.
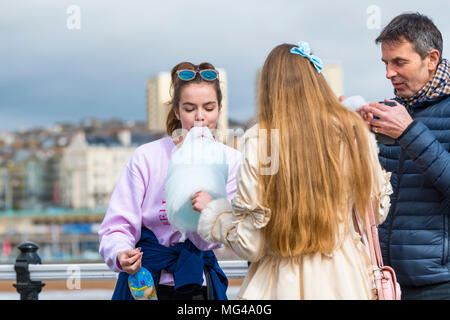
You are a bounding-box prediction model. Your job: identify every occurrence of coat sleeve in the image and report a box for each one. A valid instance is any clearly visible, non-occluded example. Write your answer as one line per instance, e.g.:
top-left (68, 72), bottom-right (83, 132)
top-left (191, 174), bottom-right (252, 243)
top-left (367, 133), bottom-right (393, 225)
top-left (197, 125), bottom-right (270, 262)
top-left (398, 120), bottom-right (450, 198)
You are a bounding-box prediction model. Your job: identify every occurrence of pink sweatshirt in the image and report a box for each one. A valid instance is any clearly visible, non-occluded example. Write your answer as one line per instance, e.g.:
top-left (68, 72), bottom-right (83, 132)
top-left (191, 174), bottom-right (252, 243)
top-left (98, 136), bottom-right (241, 285)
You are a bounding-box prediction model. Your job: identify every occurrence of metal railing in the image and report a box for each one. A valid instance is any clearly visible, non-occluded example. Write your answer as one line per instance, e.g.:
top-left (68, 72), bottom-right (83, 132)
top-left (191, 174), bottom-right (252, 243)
top-left (0, 241), bottom-right (248, 300)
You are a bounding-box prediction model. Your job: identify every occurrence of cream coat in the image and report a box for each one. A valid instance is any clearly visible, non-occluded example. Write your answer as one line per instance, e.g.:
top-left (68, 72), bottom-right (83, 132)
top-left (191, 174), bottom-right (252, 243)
top-left (197, 124), bottom-right (393, 300)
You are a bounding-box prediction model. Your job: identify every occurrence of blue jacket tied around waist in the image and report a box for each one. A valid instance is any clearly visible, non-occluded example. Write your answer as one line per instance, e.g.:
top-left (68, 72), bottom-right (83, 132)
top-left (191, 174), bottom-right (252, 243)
top-left (378, 95), bottom-right (450, 287)
top-left (112, 227), bottom-right (228, 300)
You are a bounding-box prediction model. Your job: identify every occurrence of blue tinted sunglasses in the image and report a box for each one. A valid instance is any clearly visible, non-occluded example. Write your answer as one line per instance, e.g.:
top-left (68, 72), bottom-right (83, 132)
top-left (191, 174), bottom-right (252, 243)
top-left (176, 69), bottom-right (219, 81)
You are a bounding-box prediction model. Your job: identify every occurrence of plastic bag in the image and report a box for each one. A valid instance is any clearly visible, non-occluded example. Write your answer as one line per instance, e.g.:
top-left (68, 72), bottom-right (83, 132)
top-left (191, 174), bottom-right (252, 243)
top-left (165, 126), bottom-right (229, 238)
top-left (128, 266), bottom-right (157, 300)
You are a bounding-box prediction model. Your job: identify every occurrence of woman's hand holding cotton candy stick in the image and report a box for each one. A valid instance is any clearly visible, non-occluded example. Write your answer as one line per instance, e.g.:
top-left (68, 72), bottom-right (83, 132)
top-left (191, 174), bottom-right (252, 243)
top-left (191, 190), bottom-right (214, 212)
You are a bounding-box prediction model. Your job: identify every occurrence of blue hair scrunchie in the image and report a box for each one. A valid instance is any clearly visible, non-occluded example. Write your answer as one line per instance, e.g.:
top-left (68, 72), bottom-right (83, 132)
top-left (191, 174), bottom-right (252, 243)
top-left (290, 41), bottom-right (324, 73)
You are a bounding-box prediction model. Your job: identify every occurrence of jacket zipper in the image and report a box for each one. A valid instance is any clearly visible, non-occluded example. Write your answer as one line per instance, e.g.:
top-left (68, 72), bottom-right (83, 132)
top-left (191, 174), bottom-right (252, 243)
top-left (447, 210), bottom-right (450, 266)
top-left (386, 149), bottom-right (406, 266)
top-left (443, 208), bottom-right (449, 265)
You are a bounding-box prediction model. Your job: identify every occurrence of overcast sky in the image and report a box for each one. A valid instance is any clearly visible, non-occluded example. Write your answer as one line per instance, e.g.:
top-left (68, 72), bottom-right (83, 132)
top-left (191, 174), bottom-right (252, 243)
top-left (1, 0), bottom-right (449, 132)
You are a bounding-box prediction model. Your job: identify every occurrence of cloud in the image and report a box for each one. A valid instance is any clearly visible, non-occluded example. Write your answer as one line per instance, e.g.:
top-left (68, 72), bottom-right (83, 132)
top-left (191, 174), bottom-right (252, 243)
top-left (0, 0), bottom-right (449, 131)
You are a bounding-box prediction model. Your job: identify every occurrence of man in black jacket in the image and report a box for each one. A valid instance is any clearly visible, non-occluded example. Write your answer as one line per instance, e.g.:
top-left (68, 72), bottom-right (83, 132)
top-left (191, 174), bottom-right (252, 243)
top-left (360, 13), bottom-right (450, 300)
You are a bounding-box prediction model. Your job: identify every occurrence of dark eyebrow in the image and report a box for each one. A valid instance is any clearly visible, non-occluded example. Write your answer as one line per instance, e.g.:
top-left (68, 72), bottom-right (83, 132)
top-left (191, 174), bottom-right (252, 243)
top-left (181, 102), bottom-right (197, 107)
top-left (382, 57), bottom-right (409, 64)
top-left (203, 101), bottom-right (217, 107)
top-left (393, 57), bottom-right (409, 63)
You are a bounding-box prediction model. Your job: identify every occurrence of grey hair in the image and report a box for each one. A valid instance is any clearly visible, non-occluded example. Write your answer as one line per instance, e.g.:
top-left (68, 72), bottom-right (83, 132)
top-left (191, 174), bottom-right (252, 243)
top-left (375, 12), bottom-right (443, 60)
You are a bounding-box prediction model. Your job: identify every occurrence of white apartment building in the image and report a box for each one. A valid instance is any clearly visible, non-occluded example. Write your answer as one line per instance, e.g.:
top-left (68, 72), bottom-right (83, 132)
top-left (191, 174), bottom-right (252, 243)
top-left (147, 72), bottom-right (172, 133)
top-left (60, 130), bottom-right (154, 209)
top-left (322, 63), bottom-right (344, 97)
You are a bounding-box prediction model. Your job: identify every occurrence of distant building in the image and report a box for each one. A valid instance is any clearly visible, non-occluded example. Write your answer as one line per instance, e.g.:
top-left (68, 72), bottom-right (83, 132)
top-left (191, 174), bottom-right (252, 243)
top-left (147, 69), bottom-right (229, 135)
top-left (147, 72), bottom-right (171, 133)
top-left (0, 119), bottom-right (160, 212)
top-left (216, 68), bottom-right (229, 134)
top-left (0, 161), bottom-right (10, 211)
top-left (254, 63), bottom-right (344, 98)
top-left (24, 156), bottom-right (48, 210)
top-left (8, 157), bottom-right (27, 211)
top-left (60, 130), bottom-right (157, 209)
top-left (322, 63), bottom-right (344, 97)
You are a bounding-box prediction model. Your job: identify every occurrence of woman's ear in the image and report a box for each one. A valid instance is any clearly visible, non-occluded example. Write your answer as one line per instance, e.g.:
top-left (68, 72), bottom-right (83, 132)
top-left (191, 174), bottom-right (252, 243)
top-left (174, 107), bottom-right (180, 120)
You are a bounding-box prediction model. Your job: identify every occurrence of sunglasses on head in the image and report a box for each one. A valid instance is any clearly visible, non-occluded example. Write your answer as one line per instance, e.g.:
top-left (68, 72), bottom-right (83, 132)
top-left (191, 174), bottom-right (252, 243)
top-left (176, 69), bottom-right (219, 81)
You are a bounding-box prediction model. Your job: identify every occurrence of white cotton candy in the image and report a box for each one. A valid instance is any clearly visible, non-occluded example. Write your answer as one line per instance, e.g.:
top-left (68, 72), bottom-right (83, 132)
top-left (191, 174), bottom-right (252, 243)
top-left (165, 126), bottom-right (228, 239)
top-left (341, 95), bottom-right (368, 112)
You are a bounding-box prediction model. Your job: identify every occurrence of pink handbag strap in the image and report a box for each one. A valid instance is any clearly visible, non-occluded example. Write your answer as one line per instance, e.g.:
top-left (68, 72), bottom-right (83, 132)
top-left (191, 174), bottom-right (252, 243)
top-left (350, 138), bottom-right (384, 269)
top-left (353, 201), bottom-right (384, 269)
top-left (354, 201), bottom-right (401, 300)
top-left (352, 208), bottom-right (368, 247)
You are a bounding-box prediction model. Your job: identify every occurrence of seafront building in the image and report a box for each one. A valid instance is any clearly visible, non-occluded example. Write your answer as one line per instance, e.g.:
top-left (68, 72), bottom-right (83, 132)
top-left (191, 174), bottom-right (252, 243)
top-left (322, 63), bottom-right (344, 97)
top-left (0, 121), bottom-right (159, 262)
top-left (60, 129), bottom-right (156, 209)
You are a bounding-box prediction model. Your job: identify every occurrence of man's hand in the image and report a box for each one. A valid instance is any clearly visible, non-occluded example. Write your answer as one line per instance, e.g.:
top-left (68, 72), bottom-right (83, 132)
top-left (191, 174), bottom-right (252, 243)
top-left (359, 99), bottom-right (413, 139)
top-left (356, 105), bottom-right (374, 131)
top-left (191, 190), bottom-right (214, 212)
